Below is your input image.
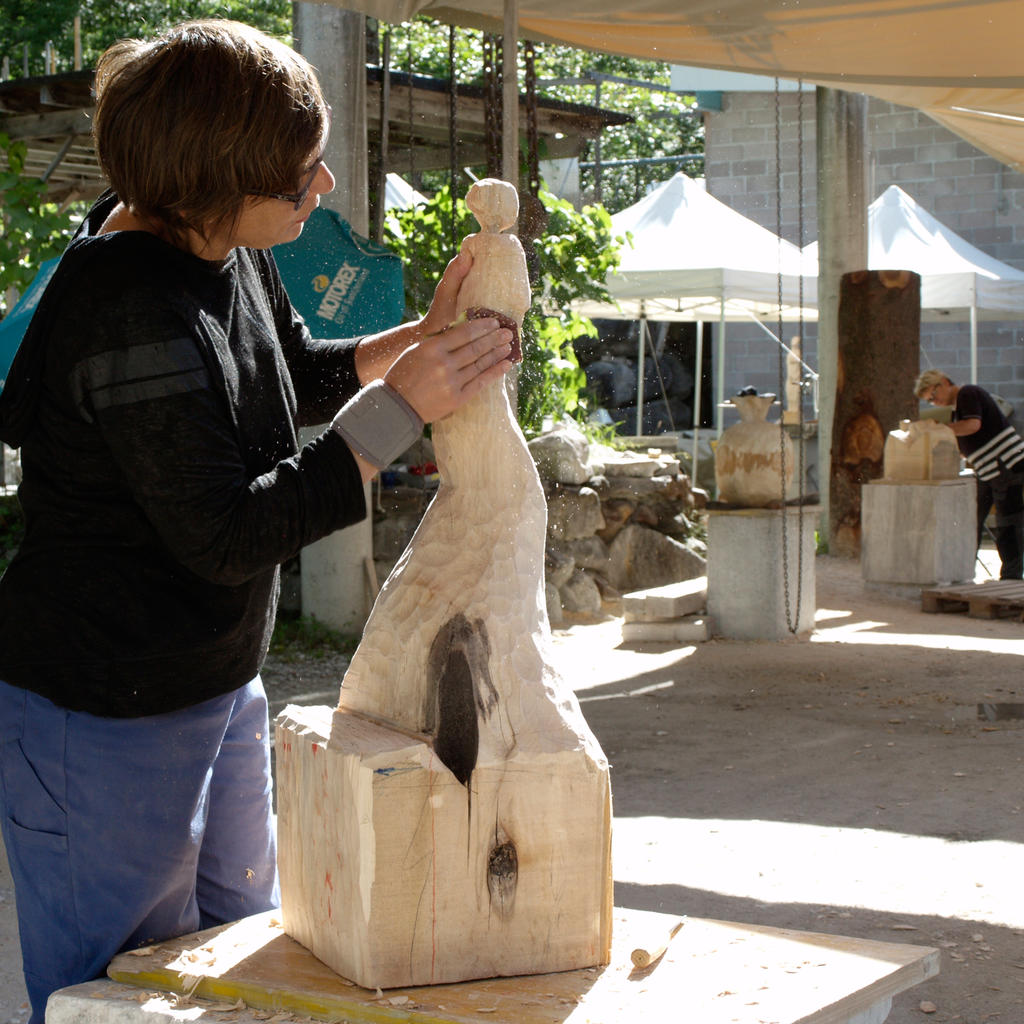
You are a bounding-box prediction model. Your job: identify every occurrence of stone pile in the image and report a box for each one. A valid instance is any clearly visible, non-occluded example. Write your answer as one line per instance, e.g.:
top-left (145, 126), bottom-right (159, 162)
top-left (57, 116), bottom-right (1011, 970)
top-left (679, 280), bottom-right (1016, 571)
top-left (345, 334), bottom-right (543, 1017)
top-left (291, 422), bottom-right (709, 625)
top-left (528, 419), bottom-right (707, 623)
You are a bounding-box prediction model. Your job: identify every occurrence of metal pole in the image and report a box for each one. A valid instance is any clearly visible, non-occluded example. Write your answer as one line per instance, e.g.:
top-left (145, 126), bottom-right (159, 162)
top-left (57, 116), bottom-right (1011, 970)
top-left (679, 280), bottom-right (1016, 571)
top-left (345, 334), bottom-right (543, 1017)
top-left (692, 321), bottom-right (703, 486)
top-left (970, 298), bottom-right (978, 384)
top-left (716, 299), bottom-right (726, 437)
top-left (636, 311), bottom-right (646, 436)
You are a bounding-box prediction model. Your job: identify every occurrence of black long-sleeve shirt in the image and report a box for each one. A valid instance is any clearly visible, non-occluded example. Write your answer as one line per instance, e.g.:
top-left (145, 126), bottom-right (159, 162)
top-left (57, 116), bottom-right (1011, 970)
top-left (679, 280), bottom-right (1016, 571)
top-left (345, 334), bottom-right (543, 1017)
top-left (954, 384), bottom-right (1024, 482)
top-left (0, 194), bottom-right (367, 716)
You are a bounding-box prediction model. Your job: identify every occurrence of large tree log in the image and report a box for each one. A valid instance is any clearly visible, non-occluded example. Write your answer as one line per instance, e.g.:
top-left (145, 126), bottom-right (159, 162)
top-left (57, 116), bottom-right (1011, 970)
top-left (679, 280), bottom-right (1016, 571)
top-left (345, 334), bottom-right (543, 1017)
top-left (829, 269), bottom-right (921, 557)
top-left (276, 180), bottom-right (613, 991)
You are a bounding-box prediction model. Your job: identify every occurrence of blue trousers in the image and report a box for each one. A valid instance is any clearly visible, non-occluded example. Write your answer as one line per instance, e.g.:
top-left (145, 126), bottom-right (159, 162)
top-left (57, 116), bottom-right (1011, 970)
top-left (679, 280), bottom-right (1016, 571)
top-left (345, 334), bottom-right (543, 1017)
top-left (0, 678), bottom-right (279, 1024)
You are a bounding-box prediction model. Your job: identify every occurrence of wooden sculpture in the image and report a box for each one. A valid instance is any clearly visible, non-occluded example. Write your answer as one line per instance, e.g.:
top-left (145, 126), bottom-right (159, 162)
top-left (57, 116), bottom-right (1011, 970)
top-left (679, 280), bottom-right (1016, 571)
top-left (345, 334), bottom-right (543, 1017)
top-left (714, 392), bottom-right (794, 507)
top-left (275, 178), bottom-right (613, 991)
top-left (883, 419), bottom-right (959, 481)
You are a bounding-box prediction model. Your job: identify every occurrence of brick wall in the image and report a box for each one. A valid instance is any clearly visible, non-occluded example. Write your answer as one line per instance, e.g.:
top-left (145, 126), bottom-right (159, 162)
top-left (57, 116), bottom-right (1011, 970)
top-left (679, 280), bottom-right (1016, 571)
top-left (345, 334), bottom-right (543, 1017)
top-left (702, 90), bottom-right (1024, 418)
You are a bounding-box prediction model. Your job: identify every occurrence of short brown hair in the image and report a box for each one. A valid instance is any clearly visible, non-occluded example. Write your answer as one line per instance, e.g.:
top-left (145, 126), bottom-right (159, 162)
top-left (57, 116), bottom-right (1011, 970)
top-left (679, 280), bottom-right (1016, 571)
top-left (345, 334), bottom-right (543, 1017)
top-left (913, 369), bottom-right (951, 397)
top-left (93, 20), bottom-right (327, 247)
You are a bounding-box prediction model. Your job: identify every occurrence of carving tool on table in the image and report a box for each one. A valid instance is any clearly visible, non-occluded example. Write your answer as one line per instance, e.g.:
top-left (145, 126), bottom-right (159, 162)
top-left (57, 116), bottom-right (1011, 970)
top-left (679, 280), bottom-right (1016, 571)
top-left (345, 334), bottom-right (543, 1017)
top-left (630, 919), bottom-right (686, 968)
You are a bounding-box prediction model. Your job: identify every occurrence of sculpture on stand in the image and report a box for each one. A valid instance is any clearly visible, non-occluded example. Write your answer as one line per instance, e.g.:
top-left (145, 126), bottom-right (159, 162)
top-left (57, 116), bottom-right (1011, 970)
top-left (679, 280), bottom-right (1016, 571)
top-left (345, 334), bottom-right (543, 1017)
top-left (883, 419), bottom-right (959, 481)
top-left (275, 178), bottom-right (613, 991)
top-left (707, 389), bottom-right (817, 639)
top-left (714, 390), bottom-right (794, 507)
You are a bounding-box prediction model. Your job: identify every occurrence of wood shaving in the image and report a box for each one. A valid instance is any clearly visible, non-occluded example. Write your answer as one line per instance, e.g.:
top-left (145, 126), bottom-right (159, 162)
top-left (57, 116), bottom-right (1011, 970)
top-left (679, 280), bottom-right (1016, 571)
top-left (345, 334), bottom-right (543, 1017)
top-left (205, 997), bottom-right (246, 1012)
top-left (178, 973), bottom-right (203, 999)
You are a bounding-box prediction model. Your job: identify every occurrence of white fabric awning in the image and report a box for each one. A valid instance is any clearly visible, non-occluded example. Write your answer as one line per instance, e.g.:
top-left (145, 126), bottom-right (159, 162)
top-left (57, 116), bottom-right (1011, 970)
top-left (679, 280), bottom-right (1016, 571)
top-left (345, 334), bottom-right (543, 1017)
top-left (319, 0), bottom-right (1024, 172)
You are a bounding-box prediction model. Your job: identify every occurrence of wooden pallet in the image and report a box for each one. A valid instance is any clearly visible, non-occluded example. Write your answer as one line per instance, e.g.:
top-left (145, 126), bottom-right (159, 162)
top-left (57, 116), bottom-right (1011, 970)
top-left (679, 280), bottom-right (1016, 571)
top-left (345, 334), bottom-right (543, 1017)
top-left (922, 579), bottom-right (1024, 619)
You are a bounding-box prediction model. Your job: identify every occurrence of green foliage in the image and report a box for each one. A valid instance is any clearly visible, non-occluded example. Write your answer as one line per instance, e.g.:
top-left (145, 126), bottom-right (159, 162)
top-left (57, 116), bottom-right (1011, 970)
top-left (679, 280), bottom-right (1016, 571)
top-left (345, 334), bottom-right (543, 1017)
top-left (378, 17), bottom-right (703, 213)
top-left (373, 15), bottom-right (484, 88)
top-left (385, 183), bottom-right (472, 319)
top-left (517, 309), bottom-right (590, 437)
top-left (269, 613), bottom-right (359, 661)
top-left (518, 193), bottom-right (624, 436)
top-left (0, 1), bottom-right (292, 76)
top-left (532, 49), bottom-right (704, 214)
top-left (384, 185), bottom-right (625, 439)
top-left (0, 133), bottom-right (74, 317)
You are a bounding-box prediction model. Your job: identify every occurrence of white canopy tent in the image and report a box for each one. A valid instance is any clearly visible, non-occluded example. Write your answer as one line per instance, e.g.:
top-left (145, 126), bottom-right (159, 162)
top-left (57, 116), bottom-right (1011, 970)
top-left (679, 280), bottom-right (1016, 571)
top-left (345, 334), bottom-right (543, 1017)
top-left (572, 172), bottom-right (818, 451)
top-left (802, 185), bottom-right (1024, 384)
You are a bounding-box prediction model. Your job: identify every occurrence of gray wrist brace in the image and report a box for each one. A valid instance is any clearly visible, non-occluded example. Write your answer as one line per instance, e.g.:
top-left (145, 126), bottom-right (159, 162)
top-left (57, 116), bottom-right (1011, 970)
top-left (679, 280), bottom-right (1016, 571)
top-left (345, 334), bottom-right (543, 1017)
top-left (331, 380), bottom-right (424, 470)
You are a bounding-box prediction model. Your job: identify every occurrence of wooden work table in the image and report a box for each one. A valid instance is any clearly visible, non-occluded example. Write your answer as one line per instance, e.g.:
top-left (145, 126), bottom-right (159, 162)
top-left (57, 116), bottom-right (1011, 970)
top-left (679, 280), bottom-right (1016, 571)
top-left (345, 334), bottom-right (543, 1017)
top-left (44, 907), bottom-right (939, 1024)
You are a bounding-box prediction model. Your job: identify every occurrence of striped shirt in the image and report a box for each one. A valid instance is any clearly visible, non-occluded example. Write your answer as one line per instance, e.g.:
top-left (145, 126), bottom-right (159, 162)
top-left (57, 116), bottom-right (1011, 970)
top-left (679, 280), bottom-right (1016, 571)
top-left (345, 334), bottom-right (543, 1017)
top-left (968, 424), bottom-right (1024, 481)
top-left (955, 384), bottom-right (1024, 481)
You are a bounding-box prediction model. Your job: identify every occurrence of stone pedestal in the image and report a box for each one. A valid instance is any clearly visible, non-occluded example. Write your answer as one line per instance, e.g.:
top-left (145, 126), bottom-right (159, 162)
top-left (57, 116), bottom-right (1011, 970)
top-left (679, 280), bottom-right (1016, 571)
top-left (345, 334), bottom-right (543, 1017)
top-left (861, 478), bottom-right (975, 586)
top-left (707, 507), bottom-right (818, 640)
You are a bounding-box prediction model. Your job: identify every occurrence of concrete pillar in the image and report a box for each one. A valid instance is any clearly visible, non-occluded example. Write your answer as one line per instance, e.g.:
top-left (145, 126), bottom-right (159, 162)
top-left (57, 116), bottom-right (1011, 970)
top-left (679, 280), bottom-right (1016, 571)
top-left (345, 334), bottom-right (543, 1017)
top-left (294, 2), bottom-right (368, 235)
top-left (815, 87), bottom-right (868, 553)
top-left (293, 2), bottom-right (374, 632)
top-left (861, 479), bottom-right (976, 587)
top-left (706, 507), bottom-right (818, 640)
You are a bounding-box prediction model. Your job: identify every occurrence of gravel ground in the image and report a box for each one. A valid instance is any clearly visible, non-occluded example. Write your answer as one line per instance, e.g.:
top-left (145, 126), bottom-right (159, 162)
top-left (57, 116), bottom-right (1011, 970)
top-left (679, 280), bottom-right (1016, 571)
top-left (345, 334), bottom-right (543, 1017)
top-left (264, 548), bottom-right (1024, 1024)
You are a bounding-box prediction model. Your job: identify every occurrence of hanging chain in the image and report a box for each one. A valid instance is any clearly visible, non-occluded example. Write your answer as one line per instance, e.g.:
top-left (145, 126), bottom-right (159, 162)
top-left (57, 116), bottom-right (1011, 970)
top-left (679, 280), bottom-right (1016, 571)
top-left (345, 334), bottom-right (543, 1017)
top-left (405, 39), bottom-right (414, 186)
top-left (371, 28), bottom-right (391, 244)
top-left (524, 41), bottom-right (540, 197)
top-left (482, 34), bottom-right (502, 180)
top-left (448, 24), bottom-right (458, 259)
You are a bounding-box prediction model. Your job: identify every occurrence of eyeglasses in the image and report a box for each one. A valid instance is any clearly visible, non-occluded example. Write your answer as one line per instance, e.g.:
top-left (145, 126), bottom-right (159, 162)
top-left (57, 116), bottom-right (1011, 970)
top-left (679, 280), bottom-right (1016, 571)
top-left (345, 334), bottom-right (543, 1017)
top-left (923, 384), bottom-right (940, 402)
top-left (248, 106), bottom-right (331, 211)
top-left (249, 158), bottom-right (324, 210)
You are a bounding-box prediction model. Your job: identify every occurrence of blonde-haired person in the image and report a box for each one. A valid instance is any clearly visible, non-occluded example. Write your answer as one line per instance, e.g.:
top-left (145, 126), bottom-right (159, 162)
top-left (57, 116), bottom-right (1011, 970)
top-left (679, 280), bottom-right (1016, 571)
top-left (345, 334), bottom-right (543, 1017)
top-left (915, 369), bottom-right (1024, 578)
top-left (0, 20), bottom-right (512, 1021)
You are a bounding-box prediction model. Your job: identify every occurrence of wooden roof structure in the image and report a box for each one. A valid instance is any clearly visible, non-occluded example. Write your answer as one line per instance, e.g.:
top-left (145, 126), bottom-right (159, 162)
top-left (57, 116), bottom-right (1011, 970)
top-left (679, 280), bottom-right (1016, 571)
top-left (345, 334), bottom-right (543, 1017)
top-left (0, 65), bottom-right (631, 206)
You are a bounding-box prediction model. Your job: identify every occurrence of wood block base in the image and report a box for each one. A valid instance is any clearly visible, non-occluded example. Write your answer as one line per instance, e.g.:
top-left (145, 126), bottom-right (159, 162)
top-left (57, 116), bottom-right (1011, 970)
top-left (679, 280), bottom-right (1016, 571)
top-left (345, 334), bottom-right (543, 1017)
top-left (275, 704), bottom-right (613, 991)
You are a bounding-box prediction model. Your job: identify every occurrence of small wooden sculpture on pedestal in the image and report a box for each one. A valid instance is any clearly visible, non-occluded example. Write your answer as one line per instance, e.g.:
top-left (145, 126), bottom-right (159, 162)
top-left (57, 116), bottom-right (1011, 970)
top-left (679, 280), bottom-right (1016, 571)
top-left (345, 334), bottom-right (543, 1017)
top-left (714, 392), bottom-right (794, 507)
top-left (275, 179), bottom-right (613, 991)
